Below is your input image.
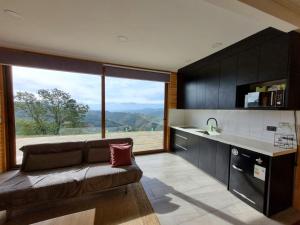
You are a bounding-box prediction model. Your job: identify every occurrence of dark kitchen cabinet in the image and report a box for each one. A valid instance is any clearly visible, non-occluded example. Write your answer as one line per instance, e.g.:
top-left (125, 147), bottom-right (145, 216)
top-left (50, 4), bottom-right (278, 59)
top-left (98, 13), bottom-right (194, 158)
top-left (171, 129), bottom-right (188, 159)
top-left (177, 28), bottom-right (300, 110)
top-left (215, 142), bottom-right (230, 186)
top-left (182, 75), bottom-right (198, 109)
top-left (170, 129), bottom-right (199, 166)
top-left (171, 129), bottom-right (230, 186)
top-left (198, 137), bottom-right (217, 177)
top-left (171, 129), bottom-right (295, 216)
top-left (259, 34), bottom-right (289, 82)
top-left (237, 46), bottom-right (259, 85)
top-left (218, 56), bottom-right (238, 109)
top-left (196, 75), bottom-right (206, 108)
top-left (204, 63), bottom-right (220, 109)
top-left (186, 133), bottom-right (200, 167)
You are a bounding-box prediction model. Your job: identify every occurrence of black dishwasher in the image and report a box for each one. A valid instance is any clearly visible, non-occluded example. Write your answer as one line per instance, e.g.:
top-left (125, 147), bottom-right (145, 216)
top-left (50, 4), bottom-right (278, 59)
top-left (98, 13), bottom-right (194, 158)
top-left (229, 146), bottom-right (269, 213)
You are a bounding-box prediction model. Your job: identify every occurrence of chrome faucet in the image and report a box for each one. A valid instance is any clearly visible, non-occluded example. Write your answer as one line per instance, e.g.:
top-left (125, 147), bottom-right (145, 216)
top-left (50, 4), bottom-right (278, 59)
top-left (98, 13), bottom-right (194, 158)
top-left (206, 118), bottom-right (218, 132)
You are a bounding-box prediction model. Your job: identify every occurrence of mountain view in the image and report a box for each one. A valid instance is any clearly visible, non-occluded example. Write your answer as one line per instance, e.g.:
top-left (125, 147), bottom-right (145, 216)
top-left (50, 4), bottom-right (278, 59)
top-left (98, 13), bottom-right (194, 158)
top-left (12, 66), bottom-right (165, 137)
top-left (84, 108), bottom-right (164, 132)
top-left (15, 106), bottom-right (164, 136)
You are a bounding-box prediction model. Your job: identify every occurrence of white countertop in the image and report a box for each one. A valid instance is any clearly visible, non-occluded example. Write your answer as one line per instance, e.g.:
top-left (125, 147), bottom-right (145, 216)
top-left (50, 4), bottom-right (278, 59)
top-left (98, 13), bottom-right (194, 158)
top-left (170, 126), bottom-right (297, 157)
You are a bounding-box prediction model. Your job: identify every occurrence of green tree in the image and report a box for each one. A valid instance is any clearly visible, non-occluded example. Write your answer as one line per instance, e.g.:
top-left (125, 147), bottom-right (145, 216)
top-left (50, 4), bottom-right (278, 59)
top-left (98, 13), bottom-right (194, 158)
top-left (15, 89), bottom-right (89, 135)
top-left (15, 92), bottom-right (48, 134)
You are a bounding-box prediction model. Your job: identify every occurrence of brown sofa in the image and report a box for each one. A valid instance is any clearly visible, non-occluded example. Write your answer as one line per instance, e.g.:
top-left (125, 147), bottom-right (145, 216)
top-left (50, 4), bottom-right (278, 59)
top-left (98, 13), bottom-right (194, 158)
top-left (0, 138), bottom-right (143, 211)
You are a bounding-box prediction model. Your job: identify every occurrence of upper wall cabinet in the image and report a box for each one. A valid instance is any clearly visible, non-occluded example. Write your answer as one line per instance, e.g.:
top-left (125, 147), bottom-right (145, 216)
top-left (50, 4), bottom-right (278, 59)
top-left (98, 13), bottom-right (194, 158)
top-left (258, 34), bottom-right (289, 82)
top-left (219, 55), bottom-right (238, 109)
top-left (182, 75), bottom-right (198, 109)
top-left (237, 47), bottom-right (259, 85)
top-left (177, 28), bottom-right (300, 110)
top-left (203, 62), bottom-right (220, 109)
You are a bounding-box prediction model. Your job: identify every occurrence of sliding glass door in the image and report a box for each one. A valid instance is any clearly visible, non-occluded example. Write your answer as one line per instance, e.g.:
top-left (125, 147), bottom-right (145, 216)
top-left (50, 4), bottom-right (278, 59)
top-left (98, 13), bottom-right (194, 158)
top-left (10, 66), bottom-right (166, 165)
top-left (12, 66), bottom-right (101, 164)
top-left (105, 77), bottom-right (165, 153)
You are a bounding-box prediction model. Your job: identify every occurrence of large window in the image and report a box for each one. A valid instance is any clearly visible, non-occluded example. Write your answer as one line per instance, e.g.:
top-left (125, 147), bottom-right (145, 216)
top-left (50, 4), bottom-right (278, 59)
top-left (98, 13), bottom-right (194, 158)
top-left (105, 77), bottom-right (165, 152)
top-left (12, 66), bottom-right (101, 164)
top-left (10, 65), bottom-right (166, 165)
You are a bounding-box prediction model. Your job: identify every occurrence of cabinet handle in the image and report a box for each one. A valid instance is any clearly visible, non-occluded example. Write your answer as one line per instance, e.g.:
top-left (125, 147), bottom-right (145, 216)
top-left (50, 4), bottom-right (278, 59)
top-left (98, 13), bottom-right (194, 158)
top-left (232, 164), bottom-right (243, 172)
top-left (175, 134), bottom-right (188, 140)
top-left (175, 144), bottom-right (188, 151)
top-left (241, 153), bottom-right (251, 158)
top-left (232, 189), bottom-right (256, 205)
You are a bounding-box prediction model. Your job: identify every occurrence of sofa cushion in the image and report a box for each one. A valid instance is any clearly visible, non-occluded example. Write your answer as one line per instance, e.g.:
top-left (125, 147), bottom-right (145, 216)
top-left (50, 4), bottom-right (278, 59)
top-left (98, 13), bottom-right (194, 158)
top-left (86, 147), bottom-right (111, 163)
top-left (20, 141), bottom-right (85, 171)
top-left (85, 138), bottom-right (133, 163)
top-left (0, 166), bottom-right (88, 210)
top-left (23, 150), bottom-right (83, 172)
top-left (83, 160), bottom-right (143, 193)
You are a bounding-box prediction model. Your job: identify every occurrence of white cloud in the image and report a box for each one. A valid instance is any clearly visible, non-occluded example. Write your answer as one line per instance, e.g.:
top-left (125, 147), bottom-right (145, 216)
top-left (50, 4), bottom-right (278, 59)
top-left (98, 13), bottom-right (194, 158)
top-left (12, 66), bottom-right (164, 109)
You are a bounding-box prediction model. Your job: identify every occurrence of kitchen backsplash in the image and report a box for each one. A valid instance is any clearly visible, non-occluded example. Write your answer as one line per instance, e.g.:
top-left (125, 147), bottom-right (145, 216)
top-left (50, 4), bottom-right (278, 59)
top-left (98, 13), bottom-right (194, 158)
top-left (169, 109), bottom-right (298, 144)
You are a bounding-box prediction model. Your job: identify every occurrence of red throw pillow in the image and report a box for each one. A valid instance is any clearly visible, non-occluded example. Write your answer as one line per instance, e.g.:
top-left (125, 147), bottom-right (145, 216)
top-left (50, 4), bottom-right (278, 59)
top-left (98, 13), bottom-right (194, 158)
top-left (110, 143), bottom-right (134, 158)
top-left (109, 144), bottom-right (132, 167)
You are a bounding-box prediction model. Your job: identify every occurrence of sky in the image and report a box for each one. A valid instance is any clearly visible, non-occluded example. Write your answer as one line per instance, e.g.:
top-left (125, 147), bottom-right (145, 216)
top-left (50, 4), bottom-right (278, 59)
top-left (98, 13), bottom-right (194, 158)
top-left (12, 66), bottom-right (164, 111)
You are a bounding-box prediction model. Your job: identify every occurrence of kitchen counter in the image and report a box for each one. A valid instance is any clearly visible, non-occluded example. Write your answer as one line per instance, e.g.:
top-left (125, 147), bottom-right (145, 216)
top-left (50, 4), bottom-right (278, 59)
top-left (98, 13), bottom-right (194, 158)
top-left (171, 126), bottom-right (297, 157)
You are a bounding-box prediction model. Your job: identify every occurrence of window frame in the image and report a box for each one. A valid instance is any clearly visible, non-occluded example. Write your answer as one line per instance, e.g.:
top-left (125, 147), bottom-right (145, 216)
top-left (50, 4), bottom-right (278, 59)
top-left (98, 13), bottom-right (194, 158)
top-left (5, 65), bottom-right (168, 168)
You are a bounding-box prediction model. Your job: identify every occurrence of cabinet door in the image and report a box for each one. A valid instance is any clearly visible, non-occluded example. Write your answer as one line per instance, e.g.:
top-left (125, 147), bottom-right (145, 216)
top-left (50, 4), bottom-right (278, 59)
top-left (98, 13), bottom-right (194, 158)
top-left (171, 129), bottom-right (188, 159)
top-left (198, 137), bottom-right (217, 177)
top-left (183, 76), bottom-right (198, 109)
top-left (204, 63), bottom-right (220, 109)
top-left (237, 47), bottom-right (259, 85)
top-left (259, 34), bottom-right (289, 82)
top-left (197, 75), bottom-right (206, 108)
top-left (216, 143), bottom-right (230, 186)
top-left (219, 56), bottom-right (238, 109)
top-left (186, 133), bottom-right (199, 167)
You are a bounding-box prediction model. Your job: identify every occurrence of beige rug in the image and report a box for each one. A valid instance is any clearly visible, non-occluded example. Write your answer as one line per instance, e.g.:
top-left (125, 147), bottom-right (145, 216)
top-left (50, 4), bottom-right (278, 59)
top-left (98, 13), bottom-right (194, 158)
top-left (6, 183), bottom-right (160, 225)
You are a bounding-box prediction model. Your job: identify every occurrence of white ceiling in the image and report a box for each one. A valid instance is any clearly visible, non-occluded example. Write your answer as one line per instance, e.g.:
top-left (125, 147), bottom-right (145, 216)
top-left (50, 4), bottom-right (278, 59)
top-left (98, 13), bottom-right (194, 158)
top-left (0, 0), bottom-right (297, 72)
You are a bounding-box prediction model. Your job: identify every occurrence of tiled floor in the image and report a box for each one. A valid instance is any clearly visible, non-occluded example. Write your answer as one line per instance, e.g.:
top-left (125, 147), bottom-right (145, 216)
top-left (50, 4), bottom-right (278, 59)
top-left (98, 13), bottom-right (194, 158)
top-left (136, 153), bottom-right (300, 225)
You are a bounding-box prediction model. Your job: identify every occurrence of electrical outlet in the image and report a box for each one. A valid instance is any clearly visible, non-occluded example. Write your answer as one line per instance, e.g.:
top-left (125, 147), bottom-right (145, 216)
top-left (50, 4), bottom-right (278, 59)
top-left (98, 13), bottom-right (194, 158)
top-left (267, 126), bottom-right (277, 132)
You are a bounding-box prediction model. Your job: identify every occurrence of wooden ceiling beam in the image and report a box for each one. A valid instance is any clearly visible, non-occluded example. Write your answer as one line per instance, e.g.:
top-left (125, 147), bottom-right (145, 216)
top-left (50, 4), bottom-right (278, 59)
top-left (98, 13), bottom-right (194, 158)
top-left (239, 0), bottom-right (300, 29)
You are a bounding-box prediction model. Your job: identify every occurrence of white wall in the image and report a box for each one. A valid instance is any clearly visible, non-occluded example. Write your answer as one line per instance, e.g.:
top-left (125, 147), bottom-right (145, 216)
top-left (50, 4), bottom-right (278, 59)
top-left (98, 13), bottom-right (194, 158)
top-left (169, 109), bottom-right (297, 144)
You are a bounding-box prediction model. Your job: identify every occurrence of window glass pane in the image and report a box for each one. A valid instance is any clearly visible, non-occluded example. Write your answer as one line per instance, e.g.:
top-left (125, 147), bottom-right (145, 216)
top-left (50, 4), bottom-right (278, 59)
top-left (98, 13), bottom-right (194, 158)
top-left (12, 66), bottom-right (101, 164)
top-left (105, 77), bottom-right (164, 152)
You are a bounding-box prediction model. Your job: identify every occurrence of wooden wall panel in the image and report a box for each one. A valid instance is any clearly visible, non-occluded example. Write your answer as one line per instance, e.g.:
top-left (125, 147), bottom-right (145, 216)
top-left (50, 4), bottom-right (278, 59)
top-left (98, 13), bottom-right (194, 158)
top-left (0, 66), bottom-right (7, 173)
top-left (166, 73), bottom-right (177, 151)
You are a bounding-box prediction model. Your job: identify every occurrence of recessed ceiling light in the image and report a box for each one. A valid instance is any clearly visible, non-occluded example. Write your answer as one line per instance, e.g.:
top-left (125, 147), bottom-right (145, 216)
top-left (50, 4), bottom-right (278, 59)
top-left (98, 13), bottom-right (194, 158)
top-left (3, 9), bottom-right (23, 19)
top-left (117, 35), bottom-right (128, 42)
top-left (212, 42), bottom-right (223, 49)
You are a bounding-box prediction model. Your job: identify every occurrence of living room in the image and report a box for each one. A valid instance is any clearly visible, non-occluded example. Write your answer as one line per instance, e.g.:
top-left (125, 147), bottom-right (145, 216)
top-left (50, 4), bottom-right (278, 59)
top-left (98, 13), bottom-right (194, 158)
top-left (1, 1), bottom-right (300, 225)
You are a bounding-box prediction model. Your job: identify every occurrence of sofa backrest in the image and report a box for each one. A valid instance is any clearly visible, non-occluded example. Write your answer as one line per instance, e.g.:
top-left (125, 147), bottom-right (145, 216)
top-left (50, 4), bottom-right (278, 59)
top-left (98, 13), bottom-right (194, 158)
top-left (19, 138), bottom-right (134, 172)
top-left (85, 138), bottom-right (133, 163)
top-left (20, 141), bottom-right (85, 172)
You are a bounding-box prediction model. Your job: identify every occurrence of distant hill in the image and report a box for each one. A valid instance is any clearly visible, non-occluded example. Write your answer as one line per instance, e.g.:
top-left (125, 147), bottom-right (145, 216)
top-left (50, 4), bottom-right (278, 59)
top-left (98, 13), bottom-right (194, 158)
top-left (105, 102), bottom-right (163, 112)
top-left (105, 110), bottom-right (163, 131)
top-left (15, 107), bottom-right (164, 134)
top-left (84, 109), bottom-right (163, 131)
